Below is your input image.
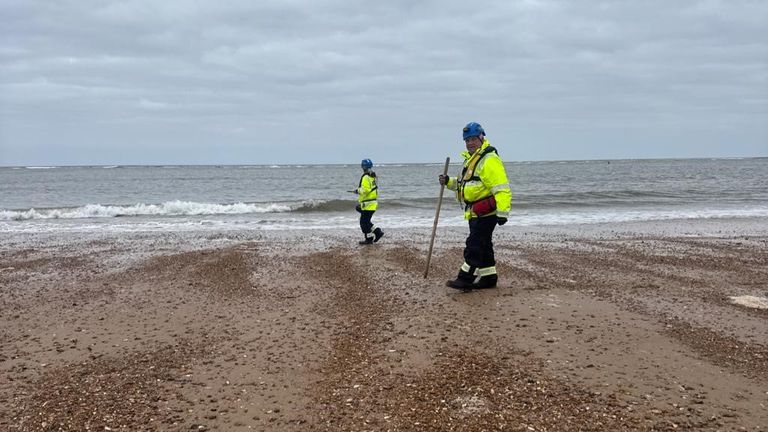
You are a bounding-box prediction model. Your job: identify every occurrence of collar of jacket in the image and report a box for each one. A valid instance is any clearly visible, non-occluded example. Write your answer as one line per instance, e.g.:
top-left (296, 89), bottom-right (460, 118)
top-left (460, 139), bottom-right (491, 160)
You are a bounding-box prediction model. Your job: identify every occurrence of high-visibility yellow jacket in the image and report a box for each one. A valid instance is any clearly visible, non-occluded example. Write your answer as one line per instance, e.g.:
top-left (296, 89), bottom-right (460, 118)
top-left (356, 172), bottom-right (379, 211)
top-left (445, 139), bottom-right (511, 220)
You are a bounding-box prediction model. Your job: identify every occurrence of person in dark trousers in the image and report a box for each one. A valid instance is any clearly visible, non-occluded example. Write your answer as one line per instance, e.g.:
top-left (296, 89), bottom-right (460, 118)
top-left (439, 122), bottom-right (511, 290)
top-left (353, 159), bottom-right (384, 245)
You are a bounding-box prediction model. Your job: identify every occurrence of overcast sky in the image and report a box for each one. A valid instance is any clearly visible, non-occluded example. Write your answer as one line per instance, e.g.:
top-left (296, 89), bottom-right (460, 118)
top-left (1, 0), bottom-right (766, 165)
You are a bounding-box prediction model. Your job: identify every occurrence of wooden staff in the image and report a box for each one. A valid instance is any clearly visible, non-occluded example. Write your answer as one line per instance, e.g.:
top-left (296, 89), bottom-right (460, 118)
top-left (424, 157), bottom-right (451, 278)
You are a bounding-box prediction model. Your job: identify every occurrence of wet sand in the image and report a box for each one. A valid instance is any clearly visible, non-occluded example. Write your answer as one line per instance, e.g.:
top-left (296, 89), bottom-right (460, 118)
top-left (1, 219), bottom-right (767, 431)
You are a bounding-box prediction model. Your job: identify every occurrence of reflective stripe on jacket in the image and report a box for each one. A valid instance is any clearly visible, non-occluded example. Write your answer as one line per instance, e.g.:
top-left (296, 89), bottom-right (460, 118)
top-left (445, 139), bottom-right (511, 219)
top-left (357, 172), bottom-right (379, 211)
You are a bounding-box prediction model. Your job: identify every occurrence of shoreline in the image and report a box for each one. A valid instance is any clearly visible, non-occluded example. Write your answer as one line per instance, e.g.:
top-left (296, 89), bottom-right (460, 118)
top-left (1, 218), bottom-right (767, 430)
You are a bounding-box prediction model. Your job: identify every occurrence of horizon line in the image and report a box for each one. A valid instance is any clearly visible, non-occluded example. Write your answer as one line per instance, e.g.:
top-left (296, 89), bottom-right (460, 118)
top-left (2, 155), bottom-right (767, 168)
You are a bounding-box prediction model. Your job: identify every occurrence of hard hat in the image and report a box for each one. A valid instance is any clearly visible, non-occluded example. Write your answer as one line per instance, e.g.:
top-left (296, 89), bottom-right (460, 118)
top-left (462, 122), bottom-right (485, 140)
top-left (361, 159), bottom-right (373, 169)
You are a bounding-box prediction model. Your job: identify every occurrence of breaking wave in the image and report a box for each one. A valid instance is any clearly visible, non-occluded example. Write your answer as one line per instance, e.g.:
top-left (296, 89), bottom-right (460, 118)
top-left (0, 198), bottom-right (432, 221)
top-left (1, 200), bottom-right (296, 220)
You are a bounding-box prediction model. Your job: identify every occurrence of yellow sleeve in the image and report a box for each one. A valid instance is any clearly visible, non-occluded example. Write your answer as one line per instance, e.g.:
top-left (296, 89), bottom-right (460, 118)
top-left (446, 176), bottom-right (458, 191)
top-left (481, 155), bottom-right (511, 217)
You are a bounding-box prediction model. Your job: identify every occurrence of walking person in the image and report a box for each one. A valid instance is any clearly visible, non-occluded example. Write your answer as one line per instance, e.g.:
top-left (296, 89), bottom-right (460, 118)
top-left (353, 159), bottom-right (384, 245)
top-left (439, 122), bottom-right (511, 290)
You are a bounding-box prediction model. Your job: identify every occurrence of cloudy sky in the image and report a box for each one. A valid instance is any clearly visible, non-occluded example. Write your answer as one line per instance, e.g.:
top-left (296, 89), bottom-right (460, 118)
top-left (1, 0), bottom-right (766, 165)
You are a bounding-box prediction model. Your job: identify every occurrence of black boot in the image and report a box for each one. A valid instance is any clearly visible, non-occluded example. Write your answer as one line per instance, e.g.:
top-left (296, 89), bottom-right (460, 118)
top-left (373, 228), bottom-right (384, 242)
top-left (445, 279), bottom-right (474, 290)
top-left (445, 270), bottom-right (475, 291)
top-left (359, 237), bottom-right (374, 245)
top-left (473, 274), bottom-right (497, 289)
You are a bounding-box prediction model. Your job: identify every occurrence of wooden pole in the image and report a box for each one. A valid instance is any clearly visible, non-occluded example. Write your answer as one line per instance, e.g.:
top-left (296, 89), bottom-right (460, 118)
top-left (424, 157), bottom-right (451, 278)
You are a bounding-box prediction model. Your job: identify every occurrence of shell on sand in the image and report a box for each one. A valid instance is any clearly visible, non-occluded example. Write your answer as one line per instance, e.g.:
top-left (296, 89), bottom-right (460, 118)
top-left (729, 295), bottom-right (768, 310)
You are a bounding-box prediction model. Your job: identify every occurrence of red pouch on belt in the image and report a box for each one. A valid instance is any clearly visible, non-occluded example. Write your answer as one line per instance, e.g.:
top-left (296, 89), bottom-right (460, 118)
top-left (471, 195), bottom-right (496, 216)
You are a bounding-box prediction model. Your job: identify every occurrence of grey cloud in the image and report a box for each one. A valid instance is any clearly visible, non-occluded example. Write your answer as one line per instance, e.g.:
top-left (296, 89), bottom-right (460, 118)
top-left (1, 0), bottom-right (766, 165)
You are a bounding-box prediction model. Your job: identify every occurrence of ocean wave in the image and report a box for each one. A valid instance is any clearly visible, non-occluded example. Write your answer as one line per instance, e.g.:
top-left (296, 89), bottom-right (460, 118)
top-left (0, 198), bottom-right (435, 221)
top-left (514, 207), bottom-right (768, 226)
top-left (297, 198), bottom-right (441, 211)
top-left (0, 201), bottom-right (295, 220)
top-left (513, 190), bottom-right (710, 207)
top-left (5, 187), bottom-right (765, 222)
top-left (292, 199), bottom-right (352, 213)
top-left (2, 207), bottom-right (768, 235)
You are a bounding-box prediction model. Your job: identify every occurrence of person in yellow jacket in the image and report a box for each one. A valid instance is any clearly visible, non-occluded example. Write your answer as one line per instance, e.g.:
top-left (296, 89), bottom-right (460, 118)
top-left (439, 122), bottom-right (511, 290)
top-left (352, 158), bottom-right (384, 245)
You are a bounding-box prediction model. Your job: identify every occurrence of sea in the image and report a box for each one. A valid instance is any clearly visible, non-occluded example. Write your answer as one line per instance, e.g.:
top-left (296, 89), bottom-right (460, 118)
top-left (1, 158), bottom-right (767, 234)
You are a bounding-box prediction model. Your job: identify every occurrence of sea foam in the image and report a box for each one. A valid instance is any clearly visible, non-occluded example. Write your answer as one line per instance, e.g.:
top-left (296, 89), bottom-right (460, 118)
top-left (0, 201), bottom-right (294, 220)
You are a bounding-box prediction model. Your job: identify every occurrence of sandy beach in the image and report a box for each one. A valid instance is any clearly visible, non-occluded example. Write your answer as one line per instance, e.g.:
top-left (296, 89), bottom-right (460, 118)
top-left (1, 218), bottom-right (767, 431)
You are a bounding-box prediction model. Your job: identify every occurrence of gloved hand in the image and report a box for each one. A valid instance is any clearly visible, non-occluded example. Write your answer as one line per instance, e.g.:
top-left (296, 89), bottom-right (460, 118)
top-left (497, 217), bottom-right (507, 226)
top-left (438, 174), bottom-right (449, 186)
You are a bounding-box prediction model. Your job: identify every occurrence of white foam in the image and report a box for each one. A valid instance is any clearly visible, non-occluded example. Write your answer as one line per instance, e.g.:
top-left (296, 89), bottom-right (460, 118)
top-left (0, 201), bottom-right (293, 221)
top-left (2, 203), bottom-right (768, 234)
top-left (508, 207), bottom-right (768, 227)
top-left (729, 295), bottom-right (768, 310)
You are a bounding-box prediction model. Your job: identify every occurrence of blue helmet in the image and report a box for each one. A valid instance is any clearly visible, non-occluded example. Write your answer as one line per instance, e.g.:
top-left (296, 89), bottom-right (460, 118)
top-left (462, 122), bottom-right (485, 140)
top-left (361, 158), bottom-right (373, 169)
